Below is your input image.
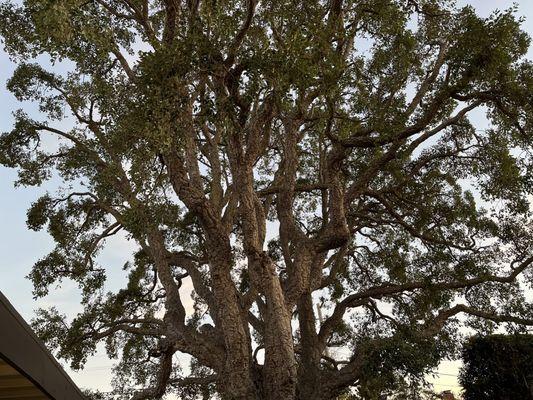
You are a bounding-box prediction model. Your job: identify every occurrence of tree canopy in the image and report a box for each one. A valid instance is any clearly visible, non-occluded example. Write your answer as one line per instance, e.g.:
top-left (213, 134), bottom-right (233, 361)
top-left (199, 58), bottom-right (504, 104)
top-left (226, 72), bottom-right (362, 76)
top-left (1, 0), bottom-right (533, 399)
top-left (460, 335), bottom-right (533, 400)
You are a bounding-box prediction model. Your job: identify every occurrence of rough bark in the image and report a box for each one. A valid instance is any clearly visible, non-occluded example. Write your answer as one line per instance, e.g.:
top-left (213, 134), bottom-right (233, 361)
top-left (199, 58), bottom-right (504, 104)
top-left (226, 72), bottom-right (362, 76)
top-left (3, 1), bottom-right (533, 399)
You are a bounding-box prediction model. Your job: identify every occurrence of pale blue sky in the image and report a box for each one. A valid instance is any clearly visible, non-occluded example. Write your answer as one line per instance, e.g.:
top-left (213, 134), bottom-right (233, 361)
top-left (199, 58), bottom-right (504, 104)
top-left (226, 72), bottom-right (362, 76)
top-left (1, 0), bottom-right (532, 394)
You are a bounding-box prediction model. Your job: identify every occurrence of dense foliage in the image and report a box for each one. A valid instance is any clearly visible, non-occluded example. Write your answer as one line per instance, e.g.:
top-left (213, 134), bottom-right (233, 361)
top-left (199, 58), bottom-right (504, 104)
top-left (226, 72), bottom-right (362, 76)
top-left (1, 0), bottom-right (533, 399)
top-left (460, 335), bottom-right (533, 400)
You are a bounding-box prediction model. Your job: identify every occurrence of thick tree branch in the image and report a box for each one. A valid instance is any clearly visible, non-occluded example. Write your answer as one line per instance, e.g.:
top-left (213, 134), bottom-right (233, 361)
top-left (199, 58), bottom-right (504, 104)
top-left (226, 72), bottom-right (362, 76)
top-left (318, 256), bottom-right (533, 346)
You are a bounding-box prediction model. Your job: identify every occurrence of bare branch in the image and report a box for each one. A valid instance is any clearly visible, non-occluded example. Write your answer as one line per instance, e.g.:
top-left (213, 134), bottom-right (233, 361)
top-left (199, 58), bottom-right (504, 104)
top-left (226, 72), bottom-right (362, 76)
top-left (424, 304), bottom-right (533, 336)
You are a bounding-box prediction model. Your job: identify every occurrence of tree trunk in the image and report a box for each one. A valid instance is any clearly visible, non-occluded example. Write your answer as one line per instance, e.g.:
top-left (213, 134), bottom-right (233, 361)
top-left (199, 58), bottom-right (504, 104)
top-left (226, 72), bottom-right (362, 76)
top-left (296, 294), bottom-right (322, 400)
top-left (209, 247), bottom-right (257, 399)
top-left (262, 264), bottom-right (298, 400)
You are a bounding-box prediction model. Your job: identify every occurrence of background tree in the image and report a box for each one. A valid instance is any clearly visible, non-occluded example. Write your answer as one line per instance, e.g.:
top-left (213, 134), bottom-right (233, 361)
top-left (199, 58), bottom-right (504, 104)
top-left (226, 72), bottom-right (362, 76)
top-left (460, 335), bottom-right (533, 400)
top-left (1, 0), bottom-right (533, 399)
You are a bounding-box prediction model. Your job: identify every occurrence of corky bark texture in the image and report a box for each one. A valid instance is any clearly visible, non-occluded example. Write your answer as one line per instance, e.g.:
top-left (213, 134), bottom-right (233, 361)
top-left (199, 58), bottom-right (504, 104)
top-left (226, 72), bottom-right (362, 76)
top-left (1, 0), bottom-right (533, 399)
